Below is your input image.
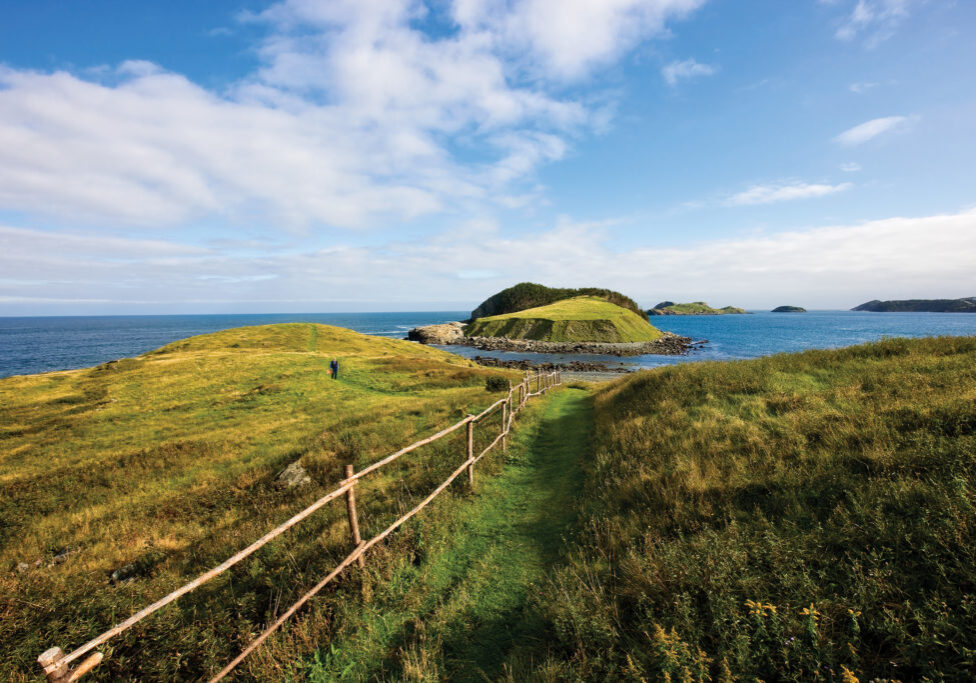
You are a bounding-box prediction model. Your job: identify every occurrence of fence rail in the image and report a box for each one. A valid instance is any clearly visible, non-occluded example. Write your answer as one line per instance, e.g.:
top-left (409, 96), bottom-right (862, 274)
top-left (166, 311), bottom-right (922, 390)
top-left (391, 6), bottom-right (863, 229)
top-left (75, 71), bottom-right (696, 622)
top-left (37, 369), bottom-right (562, 682)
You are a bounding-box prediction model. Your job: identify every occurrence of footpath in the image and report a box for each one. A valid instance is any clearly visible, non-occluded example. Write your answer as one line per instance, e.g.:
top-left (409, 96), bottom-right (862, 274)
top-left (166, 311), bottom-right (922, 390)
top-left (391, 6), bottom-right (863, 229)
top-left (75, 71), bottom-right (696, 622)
top-left (307, 388), bottom-right (592, 681)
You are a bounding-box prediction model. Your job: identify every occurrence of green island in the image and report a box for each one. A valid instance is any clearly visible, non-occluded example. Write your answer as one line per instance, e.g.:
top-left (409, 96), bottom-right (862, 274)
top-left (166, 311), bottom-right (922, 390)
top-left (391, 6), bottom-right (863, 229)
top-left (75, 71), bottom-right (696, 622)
top-left (649, 300), bottom-right (748, 315)
top-left (469, 281), bottom-right (645, 319)
top-left (853, 297), bottom-right (976, 312)
top-left (464, 295), bottom-right (663, 343)
top-left (772, 305), bottom-right (807, 312)
top-left (5, 327), bottom-right (976, 681)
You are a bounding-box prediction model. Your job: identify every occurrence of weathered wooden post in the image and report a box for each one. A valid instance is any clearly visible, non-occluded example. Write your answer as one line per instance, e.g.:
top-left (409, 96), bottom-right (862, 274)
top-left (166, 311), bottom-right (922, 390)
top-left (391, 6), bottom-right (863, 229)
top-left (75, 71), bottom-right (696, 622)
top-left (38, 648), bottom-right (103, 683)
top-left (344, 464), bottom-right (365, 569)
top-left (466, 416), bottom-right (475, 486)
top-left (501, 397), bottom-right (508, 452)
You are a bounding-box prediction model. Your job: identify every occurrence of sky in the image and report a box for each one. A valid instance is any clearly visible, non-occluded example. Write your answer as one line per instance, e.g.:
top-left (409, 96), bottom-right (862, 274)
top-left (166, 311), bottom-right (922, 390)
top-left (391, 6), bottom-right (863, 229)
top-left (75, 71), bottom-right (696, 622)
top-left (1, 0), bottom-right (974, 315)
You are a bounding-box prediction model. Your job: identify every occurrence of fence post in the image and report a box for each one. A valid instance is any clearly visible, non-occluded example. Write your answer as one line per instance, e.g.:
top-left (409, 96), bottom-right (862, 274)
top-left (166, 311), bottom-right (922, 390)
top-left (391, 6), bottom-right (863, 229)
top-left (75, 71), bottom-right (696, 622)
top-left (38, 648), bottom-right (103, 683)
top-left (466, 417), bottom-right (475, 486)
top-left (344, 464), bottom-right (365, 569)
top-left (501, 397), bottom-right (508, 452)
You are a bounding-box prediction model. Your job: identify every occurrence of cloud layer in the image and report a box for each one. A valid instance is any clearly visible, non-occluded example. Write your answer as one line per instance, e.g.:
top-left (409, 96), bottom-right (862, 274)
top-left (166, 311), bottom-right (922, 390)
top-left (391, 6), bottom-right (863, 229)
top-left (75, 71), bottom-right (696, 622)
top-left (834, 115), bottom-right (912, 146)
top-left (0, 0), bottom-right (704, 230)
top-left (4, 209), bottom-right (974, 312)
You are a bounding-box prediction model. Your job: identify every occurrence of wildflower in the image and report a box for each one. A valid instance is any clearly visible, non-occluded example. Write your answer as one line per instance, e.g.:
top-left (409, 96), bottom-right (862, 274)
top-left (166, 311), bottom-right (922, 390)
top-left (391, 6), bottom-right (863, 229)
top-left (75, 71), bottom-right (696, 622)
top-left (801, 604), bottom-right (820, 621)
top-left (840, 665), bottom-right (859, 683)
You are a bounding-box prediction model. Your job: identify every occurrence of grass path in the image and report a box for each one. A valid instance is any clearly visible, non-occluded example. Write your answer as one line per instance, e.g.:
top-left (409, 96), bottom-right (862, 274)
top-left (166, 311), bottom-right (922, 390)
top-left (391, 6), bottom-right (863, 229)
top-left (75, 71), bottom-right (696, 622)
top-left (305, 387), bottom-right (592, 681)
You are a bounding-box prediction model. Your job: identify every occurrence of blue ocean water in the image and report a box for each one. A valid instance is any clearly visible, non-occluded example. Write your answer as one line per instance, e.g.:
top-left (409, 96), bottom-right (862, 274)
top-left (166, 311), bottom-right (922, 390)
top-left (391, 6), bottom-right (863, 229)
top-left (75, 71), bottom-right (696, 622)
top-left (2, 310), bottom-right (976, 378)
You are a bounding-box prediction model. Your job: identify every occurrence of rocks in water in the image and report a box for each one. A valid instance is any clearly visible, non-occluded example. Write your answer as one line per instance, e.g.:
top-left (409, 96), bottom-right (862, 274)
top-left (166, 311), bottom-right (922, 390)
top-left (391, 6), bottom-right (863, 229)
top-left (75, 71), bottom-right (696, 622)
top-left (457, 332), bottom-right (694, 356)
top-left (407, 321), bottom-right (466, 344)
top-left (275, 461), bottom-right (312, 489)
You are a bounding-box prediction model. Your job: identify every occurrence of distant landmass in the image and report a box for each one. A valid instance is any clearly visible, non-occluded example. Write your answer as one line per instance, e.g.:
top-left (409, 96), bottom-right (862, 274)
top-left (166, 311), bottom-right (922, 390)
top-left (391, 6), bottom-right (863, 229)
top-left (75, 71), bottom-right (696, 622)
top-left (852, 297), bottom-right (976, 313)
top-left (648, 301), bottom-right (747, 316)
top-left (470, 282), bottom-right (643, 320)
top-left (772, 306), bottom-right (806, 313)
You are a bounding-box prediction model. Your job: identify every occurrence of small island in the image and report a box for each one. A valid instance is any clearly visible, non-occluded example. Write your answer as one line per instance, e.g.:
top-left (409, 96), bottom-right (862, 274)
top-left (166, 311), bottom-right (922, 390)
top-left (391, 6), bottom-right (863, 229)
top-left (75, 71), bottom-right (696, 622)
top-left (772, 306), bottom-right (806, 313)
top-left (409, 283), bottom-right (694, 355)
top-left (648, 301), bottom-right (747, 315)
top-left (852, 297), bottom-right (976, 312)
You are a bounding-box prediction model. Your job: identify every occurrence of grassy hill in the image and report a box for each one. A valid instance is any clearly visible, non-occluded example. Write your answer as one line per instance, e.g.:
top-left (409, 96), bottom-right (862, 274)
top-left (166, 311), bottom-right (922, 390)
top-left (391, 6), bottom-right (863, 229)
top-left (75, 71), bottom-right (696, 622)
top-left (0, 323), bottom-right (520, 680)
top-left (649, 300), bottom-right (747, 315)
top-left (532, 335), bottom-right (976, 681)
top-left (465, 296), bottom-right (663, 343)
top-left (470, 282), bottom-right (645, 319)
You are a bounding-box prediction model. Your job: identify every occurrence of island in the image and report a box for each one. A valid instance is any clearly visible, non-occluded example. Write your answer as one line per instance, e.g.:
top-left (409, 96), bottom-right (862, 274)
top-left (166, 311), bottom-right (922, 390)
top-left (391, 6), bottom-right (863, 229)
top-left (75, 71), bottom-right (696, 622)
top-left (852, 297), bottom-right (976, 312)
top-left (409, 284), bottom-right (694, 355)
top-left (647, 301), bottom-right (747, 315)
top-left (772, 305), bottom-right (806, 313)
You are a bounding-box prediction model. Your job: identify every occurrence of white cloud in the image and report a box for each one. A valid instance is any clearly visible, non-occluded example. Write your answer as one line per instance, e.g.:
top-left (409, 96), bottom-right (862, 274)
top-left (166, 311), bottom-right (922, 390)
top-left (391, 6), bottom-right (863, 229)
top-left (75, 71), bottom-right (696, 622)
top-left (835, 0), bottom-right (914, 46)
top-left (661, 58), bottom-right (717, 86)
top-left (0, 0), bottom-right (706, 230)
top-left (4, 209), bottom-right (974, 313)
top-left (725, 182), bottom-right (852, 206)
top-left (849, 81), bottom-right (878, 93)
top-left (840, 162), bottom-right (862, 172)
top-left (833, 115), bottom-right (912, 145)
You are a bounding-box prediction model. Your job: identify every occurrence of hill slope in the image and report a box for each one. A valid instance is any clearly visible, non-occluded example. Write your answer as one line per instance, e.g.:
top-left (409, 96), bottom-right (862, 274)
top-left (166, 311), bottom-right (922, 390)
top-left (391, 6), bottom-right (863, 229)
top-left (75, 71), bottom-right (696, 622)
top-left (533, 335), bottom-right (976, 681)
top-left (0, 323), bottom-right (517, 680)
top-left (470, 282), bottom-right (644, 319)
top-left (648, 300), bottom-right (747, 315)
top-left (465, 296), bottom-right (663, 343)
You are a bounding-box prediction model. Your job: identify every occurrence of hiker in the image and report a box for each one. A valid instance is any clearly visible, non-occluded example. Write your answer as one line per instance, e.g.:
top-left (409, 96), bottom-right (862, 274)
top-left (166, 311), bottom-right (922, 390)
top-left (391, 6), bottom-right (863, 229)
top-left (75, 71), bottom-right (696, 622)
top-left (329, 358), bottom-right (339, 379)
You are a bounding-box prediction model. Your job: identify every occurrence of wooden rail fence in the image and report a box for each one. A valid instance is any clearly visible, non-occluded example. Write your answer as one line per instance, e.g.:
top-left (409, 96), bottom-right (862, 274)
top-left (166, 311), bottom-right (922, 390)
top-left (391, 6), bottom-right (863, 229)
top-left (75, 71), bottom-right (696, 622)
top-left (36, 369), bottom-right (562, 682)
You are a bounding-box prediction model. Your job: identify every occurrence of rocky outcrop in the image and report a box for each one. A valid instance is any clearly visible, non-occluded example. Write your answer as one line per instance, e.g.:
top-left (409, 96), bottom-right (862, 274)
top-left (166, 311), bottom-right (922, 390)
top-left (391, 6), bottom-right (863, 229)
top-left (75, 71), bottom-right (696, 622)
top-left (772, 306), bottom-right (806, 313)
top-left (275, 461), bottom-right (312, 489)
top-left (407, 321), bottom-right (466, 344)
top-left (457, 332), bottom-right (694, 356)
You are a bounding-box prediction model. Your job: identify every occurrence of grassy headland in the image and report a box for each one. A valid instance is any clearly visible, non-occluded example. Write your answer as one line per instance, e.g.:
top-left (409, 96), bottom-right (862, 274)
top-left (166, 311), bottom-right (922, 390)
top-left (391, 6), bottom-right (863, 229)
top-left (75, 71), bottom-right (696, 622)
top-left (531, 335), bottom-right (976, 680)
top-left (649, 301), bottom-right (747, 315)
top-left (470, 282), bottom-right (645, 319)
top-left (0, 323), bottom-right (521, 680)
top-left (465, 296), bottom-right (663, 343)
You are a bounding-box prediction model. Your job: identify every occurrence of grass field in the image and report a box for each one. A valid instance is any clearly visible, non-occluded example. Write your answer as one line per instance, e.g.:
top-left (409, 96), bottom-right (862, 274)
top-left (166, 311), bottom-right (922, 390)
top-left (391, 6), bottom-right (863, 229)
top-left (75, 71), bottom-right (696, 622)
top-left (465, 296), bottom-right (663, 343)
top-left (0, 323), bottom-right (522, 680)
top-left (532, 335), bottom-right (976, 681)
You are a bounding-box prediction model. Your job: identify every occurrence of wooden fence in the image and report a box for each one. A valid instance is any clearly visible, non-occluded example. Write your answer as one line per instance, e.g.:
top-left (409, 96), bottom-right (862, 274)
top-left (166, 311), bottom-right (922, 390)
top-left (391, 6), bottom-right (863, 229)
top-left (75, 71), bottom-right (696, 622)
top-left (36, 369), bottom-right (562, 682)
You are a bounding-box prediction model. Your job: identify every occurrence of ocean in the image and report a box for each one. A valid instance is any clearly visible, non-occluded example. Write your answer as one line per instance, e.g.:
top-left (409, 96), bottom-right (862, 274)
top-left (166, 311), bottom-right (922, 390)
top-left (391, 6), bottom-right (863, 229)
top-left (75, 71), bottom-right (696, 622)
top-left (2, 310), bottom-right (976, 379)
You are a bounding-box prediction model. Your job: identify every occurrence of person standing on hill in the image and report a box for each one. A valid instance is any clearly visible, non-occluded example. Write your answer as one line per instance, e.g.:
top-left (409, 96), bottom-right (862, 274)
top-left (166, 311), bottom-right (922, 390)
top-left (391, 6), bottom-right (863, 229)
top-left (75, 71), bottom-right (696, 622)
top-left (329, 358), bottom-right (339, 379)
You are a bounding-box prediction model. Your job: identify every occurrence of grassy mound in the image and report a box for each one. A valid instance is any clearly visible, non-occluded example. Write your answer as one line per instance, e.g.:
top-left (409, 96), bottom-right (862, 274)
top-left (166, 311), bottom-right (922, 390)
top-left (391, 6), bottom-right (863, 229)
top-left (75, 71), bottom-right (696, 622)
top-left (534, 335), bottom-right (976, 681)
top-left (649, 300), bottom-right (747, 315)
top-left (0, 323), bottom-right (518, 680)
top-left (470, 282), bottom-right (645, 319)
top-left (465, 296), bottom-right (663, 343)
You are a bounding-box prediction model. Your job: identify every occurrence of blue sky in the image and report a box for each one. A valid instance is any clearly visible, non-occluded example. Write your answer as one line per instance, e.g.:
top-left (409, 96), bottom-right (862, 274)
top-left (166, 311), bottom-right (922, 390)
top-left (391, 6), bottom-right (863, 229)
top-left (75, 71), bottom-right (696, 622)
top-left (1, 0), bottom-right (974, 314)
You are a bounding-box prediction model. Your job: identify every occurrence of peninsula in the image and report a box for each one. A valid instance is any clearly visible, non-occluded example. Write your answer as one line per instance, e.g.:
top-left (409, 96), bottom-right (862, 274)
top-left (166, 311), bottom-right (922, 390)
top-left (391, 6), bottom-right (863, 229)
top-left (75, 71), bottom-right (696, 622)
top-left (852, 297), bottom-right (976, 312)
top-left (648, 301), bottom-right (747, 315)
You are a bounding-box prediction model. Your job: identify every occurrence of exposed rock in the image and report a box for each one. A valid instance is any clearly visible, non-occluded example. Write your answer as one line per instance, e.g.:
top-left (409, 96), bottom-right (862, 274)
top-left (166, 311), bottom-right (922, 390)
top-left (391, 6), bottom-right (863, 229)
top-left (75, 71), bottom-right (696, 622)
top-left (52, 546), bottom-right (75, 565)
top-left (276, 461), bottom-right (312, 489)
top-left (407, 321), bottom-right (466, 345)
top-left (110, 563), bottom-right (138, 585)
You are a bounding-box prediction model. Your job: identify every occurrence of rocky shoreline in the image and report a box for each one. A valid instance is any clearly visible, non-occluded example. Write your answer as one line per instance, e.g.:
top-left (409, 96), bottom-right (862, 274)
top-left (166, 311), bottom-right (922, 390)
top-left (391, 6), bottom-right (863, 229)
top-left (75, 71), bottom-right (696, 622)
top-left (406, 321), bottom-right (698, 356)
top-left (471, 356), bottom-right (631, 373)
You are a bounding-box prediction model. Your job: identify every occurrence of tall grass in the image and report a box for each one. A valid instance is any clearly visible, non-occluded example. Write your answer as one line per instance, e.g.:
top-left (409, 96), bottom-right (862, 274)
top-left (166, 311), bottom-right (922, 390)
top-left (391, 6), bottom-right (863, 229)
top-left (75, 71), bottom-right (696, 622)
top-left (535, 335), bottom-right (976, 681)
top-left (0, 323), bottom-right (520, 680)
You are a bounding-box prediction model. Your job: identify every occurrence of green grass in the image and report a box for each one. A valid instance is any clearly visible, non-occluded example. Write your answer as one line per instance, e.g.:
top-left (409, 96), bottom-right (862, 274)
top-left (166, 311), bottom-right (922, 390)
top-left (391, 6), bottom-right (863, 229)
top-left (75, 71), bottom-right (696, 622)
top-left (530, 335), bottom-right (976, 681)
top-left (649, 301), bottom-right (747, 315)
top-left (297, 388), bottom-right (591, 681)
top-left (466, 296), bottom-right (663, 343)
top-left (0, 323), bottom-right (522, 681)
